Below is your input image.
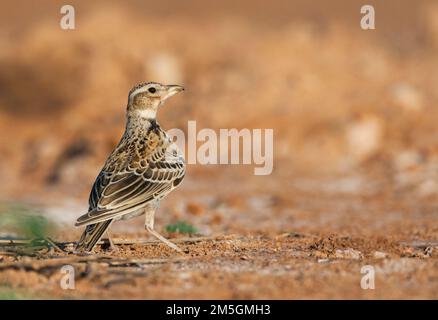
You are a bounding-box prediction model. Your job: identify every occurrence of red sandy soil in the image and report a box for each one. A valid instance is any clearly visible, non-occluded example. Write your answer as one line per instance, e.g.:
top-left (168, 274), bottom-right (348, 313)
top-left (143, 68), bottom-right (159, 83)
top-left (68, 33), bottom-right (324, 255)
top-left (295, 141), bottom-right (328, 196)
top-left (0, 233), bottom-right (437, 299)
top-left (1, 172), bottom-right (438, 299)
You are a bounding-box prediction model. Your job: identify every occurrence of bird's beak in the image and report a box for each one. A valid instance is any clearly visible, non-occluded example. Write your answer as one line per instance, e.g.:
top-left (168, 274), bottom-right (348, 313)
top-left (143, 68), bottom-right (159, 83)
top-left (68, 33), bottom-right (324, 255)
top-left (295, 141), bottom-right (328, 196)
top-left (164, 85), bottom-right (184, 100)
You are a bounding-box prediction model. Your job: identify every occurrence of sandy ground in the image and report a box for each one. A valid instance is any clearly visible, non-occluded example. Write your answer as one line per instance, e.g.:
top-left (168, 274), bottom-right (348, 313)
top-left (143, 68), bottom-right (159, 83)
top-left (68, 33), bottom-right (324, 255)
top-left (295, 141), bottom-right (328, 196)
top-left (1, 232), bottom-right (438, 299)
top-left (1, 171), bottom-right (438, 299)
top-left (1, 234), bottom-right (437, 300)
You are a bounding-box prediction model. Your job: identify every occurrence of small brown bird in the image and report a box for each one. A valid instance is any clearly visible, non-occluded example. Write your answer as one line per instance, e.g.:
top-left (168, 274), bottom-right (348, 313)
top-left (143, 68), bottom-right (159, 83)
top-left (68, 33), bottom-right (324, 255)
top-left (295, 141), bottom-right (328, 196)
top-left (75, 82), bottom-right (185, 252)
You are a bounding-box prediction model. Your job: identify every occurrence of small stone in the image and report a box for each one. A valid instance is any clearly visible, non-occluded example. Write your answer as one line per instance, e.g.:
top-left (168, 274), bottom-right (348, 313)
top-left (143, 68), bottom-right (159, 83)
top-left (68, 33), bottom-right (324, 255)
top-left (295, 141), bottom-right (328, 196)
top-left (318, 258), bottom-right (330, 263)
top-left (290, 250), bottom-right (308, 258)
top-left (373, 251), bottom-right (388, 259)
top-left (179, 272), bottom-right (191, 280)
top-left (334, 248), bottom-right (363, 260)
top-left (63, 243), bottom-right (76, 253)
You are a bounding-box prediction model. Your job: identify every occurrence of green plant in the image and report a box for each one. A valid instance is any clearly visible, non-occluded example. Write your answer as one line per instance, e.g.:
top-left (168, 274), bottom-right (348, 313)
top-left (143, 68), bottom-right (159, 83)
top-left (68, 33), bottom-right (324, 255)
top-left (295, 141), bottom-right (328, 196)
top-left (0, 286), bottom-right (30, 300)
top-left (165, 221), bottom-right (197, 235)
top-left (0, 203), bottom-right (50, 239)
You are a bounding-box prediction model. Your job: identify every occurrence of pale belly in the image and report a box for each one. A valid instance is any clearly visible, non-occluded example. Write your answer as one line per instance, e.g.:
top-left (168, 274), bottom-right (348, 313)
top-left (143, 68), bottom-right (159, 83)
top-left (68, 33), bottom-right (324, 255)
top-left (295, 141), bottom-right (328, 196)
top-left (113, 199), bottom-right (160, 222)
top-left (116, 208), bottom-right (145, 221)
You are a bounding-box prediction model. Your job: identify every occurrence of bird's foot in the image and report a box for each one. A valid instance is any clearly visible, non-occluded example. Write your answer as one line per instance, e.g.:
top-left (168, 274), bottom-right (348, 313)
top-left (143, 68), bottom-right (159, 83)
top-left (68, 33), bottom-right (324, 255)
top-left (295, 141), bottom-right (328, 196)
top-left (146, 226), bottom-right (182, 252)
top-left (103, 237), bottom-right (119, 253)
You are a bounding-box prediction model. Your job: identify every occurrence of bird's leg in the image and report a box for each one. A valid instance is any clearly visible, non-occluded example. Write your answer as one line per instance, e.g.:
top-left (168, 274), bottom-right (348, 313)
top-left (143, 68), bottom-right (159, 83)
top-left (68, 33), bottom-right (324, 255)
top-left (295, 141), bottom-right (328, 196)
top-left (144, 206), bottom-right (182, 253)
top-left (146, 227), bottom-right (182, 252)
top-left (106, 230), bottom-right (118, 252)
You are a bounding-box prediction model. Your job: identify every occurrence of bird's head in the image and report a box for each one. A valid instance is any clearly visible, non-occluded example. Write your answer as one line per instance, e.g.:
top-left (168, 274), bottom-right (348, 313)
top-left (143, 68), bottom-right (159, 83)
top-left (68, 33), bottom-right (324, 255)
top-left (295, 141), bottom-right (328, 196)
top-left (127, 82), bottom-right (184, 119)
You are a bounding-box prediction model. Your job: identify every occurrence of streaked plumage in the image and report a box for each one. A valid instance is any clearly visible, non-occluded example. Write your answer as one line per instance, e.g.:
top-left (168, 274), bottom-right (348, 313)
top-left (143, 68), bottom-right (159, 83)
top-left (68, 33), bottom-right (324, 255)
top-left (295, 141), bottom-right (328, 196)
top-left (75, 82), bottom-right (185, 252)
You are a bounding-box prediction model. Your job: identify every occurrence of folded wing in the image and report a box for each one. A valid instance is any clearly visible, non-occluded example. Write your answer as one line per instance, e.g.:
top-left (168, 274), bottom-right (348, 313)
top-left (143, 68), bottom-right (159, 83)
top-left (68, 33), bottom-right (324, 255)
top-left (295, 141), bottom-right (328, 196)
top-left (76, 139), bottom-right (185, 226)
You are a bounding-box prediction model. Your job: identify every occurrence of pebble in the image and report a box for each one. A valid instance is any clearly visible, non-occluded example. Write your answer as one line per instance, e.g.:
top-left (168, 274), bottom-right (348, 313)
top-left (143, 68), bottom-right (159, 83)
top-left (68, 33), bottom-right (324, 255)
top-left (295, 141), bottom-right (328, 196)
top-left (373, 251), bottom-right (388, 259)
top-left (334, 248), bottom-right (363, 260)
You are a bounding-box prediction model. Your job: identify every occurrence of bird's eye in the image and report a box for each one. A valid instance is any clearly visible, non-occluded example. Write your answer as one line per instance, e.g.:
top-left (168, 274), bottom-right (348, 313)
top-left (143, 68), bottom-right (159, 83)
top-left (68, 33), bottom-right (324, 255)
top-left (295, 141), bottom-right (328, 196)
top-left (148, 87), bottom-right (156, 93)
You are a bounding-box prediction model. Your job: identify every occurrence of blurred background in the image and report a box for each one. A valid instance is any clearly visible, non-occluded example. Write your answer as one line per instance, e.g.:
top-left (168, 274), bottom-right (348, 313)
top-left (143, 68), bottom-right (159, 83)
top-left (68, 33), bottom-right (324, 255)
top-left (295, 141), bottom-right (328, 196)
top-left (0, 0), bottom-right (437, 241)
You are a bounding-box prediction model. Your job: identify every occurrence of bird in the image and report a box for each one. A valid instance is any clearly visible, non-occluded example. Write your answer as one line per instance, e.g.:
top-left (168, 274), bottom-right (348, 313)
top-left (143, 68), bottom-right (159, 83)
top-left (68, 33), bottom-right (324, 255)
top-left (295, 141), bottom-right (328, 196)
top-left (75, 82), bottom-right (186, 252)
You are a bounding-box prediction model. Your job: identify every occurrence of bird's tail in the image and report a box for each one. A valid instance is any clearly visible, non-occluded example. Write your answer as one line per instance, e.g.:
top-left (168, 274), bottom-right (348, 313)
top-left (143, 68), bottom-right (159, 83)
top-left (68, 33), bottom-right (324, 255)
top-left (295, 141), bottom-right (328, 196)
top-left (76, 220), bottom-right (113, 252)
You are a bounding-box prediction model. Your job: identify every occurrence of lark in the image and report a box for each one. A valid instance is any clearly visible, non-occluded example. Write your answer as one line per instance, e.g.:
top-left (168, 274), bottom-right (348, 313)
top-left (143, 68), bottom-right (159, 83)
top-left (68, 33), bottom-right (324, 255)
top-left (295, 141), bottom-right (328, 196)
top-left (75, 82), bottom-right (185, 252)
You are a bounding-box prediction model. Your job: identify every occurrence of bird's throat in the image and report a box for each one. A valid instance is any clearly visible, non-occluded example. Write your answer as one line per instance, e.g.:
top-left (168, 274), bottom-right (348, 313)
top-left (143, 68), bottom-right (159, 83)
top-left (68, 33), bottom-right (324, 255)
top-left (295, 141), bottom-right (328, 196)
top-left (136, 108), bottom-right (157, 119)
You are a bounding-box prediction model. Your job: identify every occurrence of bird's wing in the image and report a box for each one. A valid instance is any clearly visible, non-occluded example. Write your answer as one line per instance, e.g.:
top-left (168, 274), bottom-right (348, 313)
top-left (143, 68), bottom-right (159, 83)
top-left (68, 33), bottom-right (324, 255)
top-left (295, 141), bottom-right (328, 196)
top-left (76, 135), bottom-right (185, 227)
